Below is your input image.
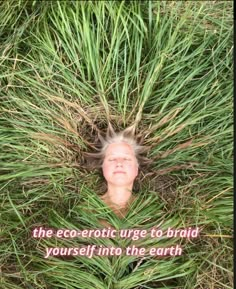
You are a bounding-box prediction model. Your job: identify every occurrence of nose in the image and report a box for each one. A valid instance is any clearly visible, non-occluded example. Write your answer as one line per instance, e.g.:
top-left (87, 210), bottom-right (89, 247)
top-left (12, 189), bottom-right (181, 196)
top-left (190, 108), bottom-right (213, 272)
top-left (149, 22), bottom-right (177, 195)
top-left (116, 158), bottom-right (124, 167)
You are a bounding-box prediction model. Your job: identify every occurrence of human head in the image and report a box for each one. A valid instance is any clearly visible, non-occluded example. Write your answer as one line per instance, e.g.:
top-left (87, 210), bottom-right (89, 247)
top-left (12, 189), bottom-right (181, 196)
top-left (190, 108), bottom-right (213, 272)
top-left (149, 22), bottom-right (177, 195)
top-left (102, 141), bottom-right (139, 187)
top-left (84, 123), bottom-right (150, 170)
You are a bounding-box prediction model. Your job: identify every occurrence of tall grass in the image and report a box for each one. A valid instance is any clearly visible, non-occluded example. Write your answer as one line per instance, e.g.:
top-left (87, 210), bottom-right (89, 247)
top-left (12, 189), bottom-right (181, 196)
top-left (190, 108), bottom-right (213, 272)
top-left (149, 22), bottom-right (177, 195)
top-left (0, 1), bottom-right (233, 289)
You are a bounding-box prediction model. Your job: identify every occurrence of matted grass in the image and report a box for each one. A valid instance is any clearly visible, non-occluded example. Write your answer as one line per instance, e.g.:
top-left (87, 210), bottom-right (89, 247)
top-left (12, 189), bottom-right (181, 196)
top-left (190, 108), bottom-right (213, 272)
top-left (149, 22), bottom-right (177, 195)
top-left (0, 1), bottom-right (233, 289)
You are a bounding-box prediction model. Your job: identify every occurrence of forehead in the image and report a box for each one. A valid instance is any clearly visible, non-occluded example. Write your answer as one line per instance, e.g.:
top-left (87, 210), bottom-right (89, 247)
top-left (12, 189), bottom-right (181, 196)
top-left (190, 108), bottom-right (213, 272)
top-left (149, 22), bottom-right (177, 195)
top-left (105, 142), bottom-right (135, 156)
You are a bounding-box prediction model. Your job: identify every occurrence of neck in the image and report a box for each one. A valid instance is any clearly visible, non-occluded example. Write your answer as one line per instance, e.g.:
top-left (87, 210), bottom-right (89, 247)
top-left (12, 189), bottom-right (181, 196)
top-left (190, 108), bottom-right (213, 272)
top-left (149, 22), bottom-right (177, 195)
top-left (104, 184), bottom-right (133, 208)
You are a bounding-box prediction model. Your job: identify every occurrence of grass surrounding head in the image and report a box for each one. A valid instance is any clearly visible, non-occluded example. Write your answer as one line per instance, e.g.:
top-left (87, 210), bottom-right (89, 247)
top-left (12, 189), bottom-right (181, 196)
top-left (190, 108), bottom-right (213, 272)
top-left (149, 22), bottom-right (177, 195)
top-left (0, 1), bottom-right (233, 288)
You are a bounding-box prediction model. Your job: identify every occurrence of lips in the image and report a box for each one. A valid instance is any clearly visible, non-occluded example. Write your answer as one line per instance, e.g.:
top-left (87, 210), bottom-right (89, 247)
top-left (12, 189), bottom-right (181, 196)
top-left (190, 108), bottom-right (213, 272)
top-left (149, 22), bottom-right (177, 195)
top-left (113, 171), bottom-right (126, 174)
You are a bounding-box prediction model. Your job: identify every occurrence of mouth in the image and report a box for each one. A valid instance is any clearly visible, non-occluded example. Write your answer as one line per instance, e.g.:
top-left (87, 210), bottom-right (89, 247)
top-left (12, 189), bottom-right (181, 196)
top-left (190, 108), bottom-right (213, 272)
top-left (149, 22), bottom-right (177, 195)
top-left (113, 171), bottom-right (126, 174)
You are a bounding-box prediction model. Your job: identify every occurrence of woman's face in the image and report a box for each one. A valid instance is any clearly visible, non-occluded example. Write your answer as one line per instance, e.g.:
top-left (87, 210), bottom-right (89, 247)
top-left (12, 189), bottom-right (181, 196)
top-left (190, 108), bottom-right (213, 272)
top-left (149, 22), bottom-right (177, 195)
top-left (102, 142), bottom-right (138, 187)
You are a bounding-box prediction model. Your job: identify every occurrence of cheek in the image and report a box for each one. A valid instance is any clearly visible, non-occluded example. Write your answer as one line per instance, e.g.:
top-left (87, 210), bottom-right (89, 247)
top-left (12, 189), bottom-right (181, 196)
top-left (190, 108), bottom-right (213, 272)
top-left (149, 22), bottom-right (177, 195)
top-left (102, 163), bottom-right (106, 175)
top-left (128, 163), bottom-right (138, 177)
top-left (102, 162), bottom-right (112, 178)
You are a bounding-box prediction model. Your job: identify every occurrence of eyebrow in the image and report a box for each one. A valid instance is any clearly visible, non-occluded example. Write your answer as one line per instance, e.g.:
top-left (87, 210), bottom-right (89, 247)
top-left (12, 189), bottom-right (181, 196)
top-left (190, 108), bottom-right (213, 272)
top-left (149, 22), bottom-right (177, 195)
top-left (106, 153), bottom-right (134, 157)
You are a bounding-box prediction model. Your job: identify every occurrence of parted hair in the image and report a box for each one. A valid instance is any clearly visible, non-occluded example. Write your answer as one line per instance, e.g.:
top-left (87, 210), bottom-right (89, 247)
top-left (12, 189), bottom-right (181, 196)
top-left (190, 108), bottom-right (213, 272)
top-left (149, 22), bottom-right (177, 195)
top-left (83, 123), bottom-right (151, 169)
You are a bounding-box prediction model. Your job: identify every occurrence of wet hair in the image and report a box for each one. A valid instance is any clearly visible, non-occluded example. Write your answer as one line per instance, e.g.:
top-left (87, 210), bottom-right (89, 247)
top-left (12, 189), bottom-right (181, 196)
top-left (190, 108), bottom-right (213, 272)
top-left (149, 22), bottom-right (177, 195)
top-left (83, 123), bottom-right (151, 169)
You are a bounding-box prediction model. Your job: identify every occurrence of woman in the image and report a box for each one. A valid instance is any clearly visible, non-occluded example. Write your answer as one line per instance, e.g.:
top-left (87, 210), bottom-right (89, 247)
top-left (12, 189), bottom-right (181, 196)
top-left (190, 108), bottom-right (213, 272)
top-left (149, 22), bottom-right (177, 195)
top-left (85, 123), bottom-right (150, 219)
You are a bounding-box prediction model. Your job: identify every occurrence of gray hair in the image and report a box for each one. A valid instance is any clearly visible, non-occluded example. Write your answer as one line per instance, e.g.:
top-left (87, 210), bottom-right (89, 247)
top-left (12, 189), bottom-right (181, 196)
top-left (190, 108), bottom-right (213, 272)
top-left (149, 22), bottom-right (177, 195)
top-left (83, 123), bottom-right (151, 169)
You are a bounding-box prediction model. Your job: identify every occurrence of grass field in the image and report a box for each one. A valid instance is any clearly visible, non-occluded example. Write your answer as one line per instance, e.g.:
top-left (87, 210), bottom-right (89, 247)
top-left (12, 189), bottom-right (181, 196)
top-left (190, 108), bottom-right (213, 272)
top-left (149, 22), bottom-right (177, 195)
top-left (0, 1), bottom-right (233, 289)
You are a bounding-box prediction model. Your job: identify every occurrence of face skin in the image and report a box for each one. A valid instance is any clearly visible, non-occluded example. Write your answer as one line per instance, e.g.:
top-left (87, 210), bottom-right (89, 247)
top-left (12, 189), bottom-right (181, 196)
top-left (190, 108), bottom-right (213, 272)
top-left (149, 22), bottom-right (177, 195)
top-left (102, 142), bottom-right (139, 187)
